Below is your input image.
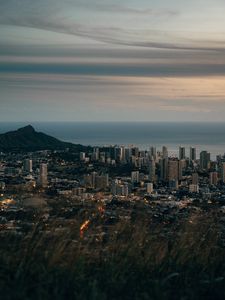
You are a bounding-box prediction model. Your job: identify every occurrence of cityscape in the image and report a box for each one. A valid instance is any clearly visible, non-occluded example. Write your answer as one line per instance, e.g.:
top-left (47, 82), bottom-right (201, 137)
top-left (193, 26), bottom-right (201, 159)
top-left (1, 125), bottom-right (225, 298)
top-left (1, 0), bottom-right (225, 298)
top-left (2, 135), bottom-right (225, 205)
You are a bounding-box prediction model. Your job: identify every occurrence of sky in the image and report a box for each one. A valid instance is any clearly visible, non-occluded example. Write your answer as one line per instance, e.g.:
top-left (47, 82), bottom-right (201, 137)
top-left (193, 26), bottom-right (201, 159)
top-left (1, 0), bottom-right (225, 122)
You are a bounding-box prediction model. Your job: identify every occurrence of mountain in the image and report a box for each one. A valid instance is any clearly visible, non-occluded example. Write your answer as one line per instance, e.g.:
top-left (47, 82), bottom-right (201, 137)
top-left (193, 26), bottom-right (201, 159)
top-left (0, 125), bottom-right (86, 152)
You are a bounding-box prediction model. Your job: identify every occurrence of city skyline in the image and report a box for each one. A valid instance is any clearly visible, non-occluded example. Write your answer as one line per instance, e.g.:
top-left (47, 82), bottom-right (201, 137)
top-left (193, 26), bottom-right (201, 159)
top-left (1, 0), bottom-right (225, 121)
top-left (0, 123), bottom-right (224, 160)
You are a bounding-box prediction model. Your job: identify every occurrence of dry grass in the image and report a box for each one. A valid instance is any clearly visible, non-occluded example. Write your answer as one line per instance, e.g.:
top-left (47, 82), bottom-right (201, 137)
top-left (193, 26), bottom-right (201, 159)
top-left (0, 209), bottom-right (225, 300)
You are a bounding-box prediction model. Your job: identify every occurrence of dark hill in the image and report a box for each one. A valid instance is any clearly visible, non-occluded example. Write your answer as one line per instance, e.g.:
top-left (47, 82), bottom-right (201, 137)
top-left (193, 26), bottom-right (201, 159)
top-left (0, 125), bottom-right (86, 152)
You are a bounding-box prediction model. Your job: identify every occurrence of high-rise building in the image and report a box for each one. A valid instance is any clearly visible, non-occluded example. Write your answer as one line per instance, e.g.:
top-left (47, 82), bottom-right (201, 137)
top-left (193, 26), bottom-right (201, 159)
top-left (23, 159), bottom-right (32, 173)
top-left (111, 179), bottom-right (118, 195)
top-left (200, 151), bottom-right (210, 170)
top-left (80, 152), bottom-right (86, 161)
top-left (149, 159), bottom-right (156, 182)
top-left (119, 146), bottom-right (125, 162)
top-left (114, 147), bottom-right (121, 161)
top-left (169, 179), bottom-right (178, 190)
top-left (222, 162), bottom-right (225, 183)
top-left (111, 180), bottom-right (129, 196)
top-left (99, 152), bottom-right (106, 163)
top-left (92, 148), bottom-right (99, 161)
top-left (95, 174), bottom-right (109, 190)
top-left (91, 171), bottom-right (97, 188)
top-left (83, 174), bottom-right (92, 188)
top-left (168, 159), bottom-right (179, 181)
top-left (120, 183), bottom-right (129, 197)
top-left (131, 147), bottom-right (139, 158)
top-left (131, 171), bottom-right (139, 183)
top-left (192, 173), bottom-right (199, 185)
top-left (190, 147), bottom-right (197, 161)
top-left (179, 159), bottom-right (186, 180)
top-left (179, 147), bottom-right (185, 160)
top-left (150, 147), bottom-right (156, 160)
top-left (39, 163), bottom-right (48, 187)
top-left (160, 158), bottom-right (168, 181)
top-left (189, 184), bottom-right (199, 193)
top-left (162, 146), bottom-right (168, 159)
top-left (210, 172), bottom-right (218, 185)
top-left (125, 148), bottom-right (132, 162)
top-left (146, 182), bottom-right (154, 194)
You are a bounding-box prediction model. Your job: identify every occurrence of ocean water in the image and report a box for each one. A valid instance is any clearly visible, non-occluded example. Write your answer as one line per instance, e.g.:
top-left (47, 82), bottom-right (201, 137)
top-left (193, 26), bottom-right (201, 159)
top-left (1, 122), bottom-right (225, 159)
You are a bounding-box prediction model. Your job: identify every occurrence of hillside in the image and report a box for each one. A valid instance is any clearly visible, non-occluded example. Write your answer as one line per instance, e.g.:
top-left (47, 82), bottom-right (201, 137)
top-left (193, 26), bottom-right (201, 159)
top-left (0, 125), bottom-right (85, 152)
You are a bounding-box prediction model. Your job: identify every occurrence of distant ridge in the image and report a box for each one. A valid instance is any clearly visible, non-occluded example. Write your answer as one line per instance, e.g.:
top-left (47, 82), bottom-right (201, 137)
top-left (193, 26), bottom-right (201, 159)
top-left (0, 125), bottom-right (86, 152)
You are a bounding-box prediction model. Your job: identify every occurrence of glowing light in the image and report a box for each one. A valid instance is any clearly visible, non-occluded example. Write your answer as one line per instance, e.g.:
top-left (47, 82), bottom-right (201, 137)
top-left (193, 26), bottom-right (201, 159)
top-left (0, 198), bottom-right (15, 206)
top-left (98, 206), bottom-right (105, 214)
top-left (80, 220), bottom-right (90, 238)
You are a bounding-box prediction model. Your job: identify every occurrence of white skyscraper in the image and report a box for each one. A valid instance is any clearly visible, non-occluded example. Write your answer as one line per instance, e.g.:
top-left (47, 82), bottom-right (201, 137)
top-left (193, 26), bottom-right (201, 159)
top-left (146, 182), bottom-right (154, 194)
top-left (24, 159), bottom-right (32, 173)
top-left (39, 163), bottom-right (48, 187)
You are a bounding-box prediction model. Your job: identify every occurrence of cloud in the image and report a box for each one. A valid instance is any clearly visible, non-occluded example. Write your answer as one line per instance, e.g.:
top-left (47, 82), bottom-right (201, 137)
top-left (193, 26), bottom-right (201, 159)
top-left (1, 72), bottom-right (225, 121)
top-left (74, 2), bottom-right (178, 17)
top-left (0, 0), bottom-right (225, 51)
top-left (158, 105), bottom-right (211, 113)
top-left (1, 61), bottom-right (225, 77)
top-left (0, 0), bottom-right (178, 17)
top-left (1, 18), bottom-right (224, 51)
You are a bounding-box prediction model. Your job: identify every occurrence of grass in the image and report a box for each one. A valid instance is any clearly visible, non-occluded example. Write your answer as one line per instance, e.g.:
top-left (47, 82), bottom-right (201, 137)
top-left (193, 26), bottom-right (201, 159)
top-left (0, 207), bottom-right (225, 299)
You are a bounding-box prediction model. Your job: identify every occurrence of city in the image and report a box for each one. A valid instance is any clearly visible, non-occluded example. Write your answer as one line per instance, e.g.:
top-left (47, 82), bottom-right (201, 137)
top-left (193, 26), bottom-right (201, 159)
top-left (0, 125), bottom-right (225, 299)
top-left (1, 0), bottom-right (225, 298)
top-left (1, 143), bottom-right (225, 207)
top-left (1, 129), bottom-right (225, 298)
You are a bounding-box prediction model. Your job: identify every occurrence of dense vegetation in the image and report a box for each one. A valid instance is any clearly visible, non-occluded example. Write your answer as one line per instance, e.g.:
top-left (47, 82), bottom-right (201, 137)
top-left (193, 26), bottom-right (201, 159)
top-left (0, 125), bottom-right (86, 152)
top-left (1, 207), bottom-right (225, 300)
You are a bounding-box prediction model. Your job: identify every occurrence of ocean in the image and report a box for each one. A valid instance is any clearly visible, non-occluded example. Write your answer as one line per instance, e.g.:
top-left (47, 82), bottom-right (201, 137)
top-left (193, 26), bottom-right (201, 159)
top-left (1, 122), bottom-right (225, 159)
